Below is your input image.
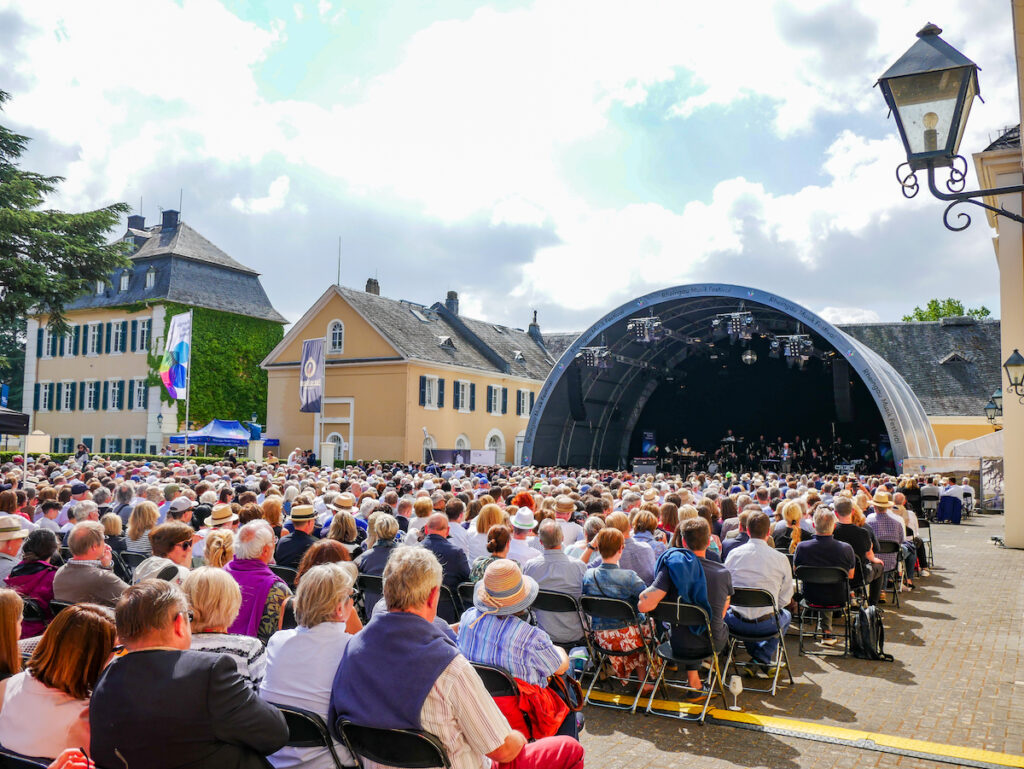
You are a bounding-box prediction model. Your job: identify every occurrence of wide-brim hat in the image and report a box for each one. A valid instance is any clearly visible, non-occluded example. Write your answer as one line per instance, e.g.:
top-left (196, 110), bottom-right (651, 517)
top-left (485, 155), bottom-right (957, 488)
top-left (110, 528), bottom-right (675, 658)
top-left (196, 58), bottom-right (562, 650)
top-left (289, 504), bottom-right (316, 523)
top-left (871, 491), bottom-right (894, 509)
top-left (511, 508), bottom-right (538, 529)
top-left (554, 495), bottom-right (575, 515)
top-left (205, 504), bottom-right (239, 527)
top-left (473, 560), bottom-right (539, 617)
top-left (0, 516), bottom-right (29, 542)
top-left (332, 493), bottom-right (357, 512)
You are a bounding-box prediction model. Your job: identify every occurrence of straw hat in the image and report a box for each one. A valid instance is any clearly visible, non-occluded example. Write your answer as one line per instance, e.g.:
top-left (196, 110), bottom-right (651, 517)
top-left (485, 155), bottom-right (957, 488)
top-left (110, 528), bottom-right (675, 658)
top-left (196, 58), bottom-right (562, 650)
top-left (289, 505), bottom-right (316, 523)
top-left (331, 493), bottom-right (357, 512)
top-left (205, 504), bottom-right (239, 527)
top-left (554, 495), bottom-right (576, 515)
top-left (473, 560), bottom-right (539, 618)
top-left (871, 490), bottom-right (894, 509)
top-left (0, 516), bottom-right (28, 543)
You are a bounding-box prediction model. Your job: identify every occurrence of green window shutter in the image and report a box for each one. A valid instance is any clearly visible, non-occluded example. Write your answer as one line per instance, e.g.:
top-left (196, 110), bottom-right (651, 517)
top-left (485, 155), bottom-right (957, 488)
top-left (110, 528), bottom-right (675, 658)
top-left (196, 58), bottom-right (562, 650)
top-left (55, 383), bottom-right (63, 410)
top-left (69, 382), bottom-right (77, 411)
top-left (36, 329), bottom-right (43, 358)
top-left (452, 382), bottom-right (460, 410)
top-left (79, 382), bottom-right (86, 410)
top-left (501, 387), bottom-right (508, 415)
top-left (437, 378), bottom-right (445, 409)
top-left (469, 383), bottom-right (476, 411)
top-left (128, 380), bottom-right (135, 409)
top-left (73, 326), bottom-right (80, 355)
top-left (120, 321), bottom-right (128, 352)
top-left (418, 376), bottom-right (426, 407)
top-left (33, 384), bottom-right (39, 411)
top-left (47, 382), bottom-right (55, 410)
top-left (118, 380), bottom-right (126, 409)
top-left (58, 334), bottom-right (65, 356)
top-left (104, 322), bottom-right (112, 354)
top-left (102, 381), bottom-right (109, 410)
top-left (130, 320), bottom-right (138, 351)
top-left (48, 333), bottom-right (57, 357)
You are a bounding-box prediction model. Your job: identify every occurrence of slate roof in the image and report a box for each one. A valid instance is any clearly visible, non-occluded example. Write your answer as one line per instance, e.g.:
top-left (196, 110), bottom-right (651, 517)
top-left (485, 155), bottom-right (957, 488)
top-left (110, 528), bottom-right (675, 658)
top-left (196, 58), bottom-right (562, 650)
top-left (540, 319), bottom-right (1000, 418)
top-left (837, 317), bottom-right (1001, 417)
top-left (63, 218), bottom-right (286, 324)
top-left (337, 287), bottom-right (553, 379)
top-left (985, 124), bottom-right (1020, 152)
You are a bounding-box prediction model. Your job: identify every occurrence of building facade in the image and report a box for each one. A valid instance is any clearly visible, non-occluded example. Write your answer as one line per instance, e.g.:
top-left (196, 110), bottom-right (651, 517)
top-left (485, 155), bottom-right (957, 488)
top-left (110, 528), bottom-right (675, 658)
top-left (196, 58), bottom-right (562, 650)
top-left (262, 282), bottom-right (552, 463)
top-left (24, 210), bottom-right (286, 454)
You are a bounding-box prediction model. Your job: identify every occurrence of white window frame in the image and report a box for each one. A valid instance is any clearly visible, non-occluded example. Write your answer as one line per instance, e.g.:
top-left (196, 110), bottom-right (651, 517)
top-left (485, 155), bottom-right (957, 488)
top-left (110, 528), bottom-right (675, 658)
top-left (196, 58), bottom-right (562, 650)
top-left (145, 268), bottom-right (156, 290)
top-left (40, 328), bottom-right (52, 360)
top-left (456, 380), bottom-right (471, 413)
top-left (87, 323), bottom-right (101, 356)
top-left (423, 375), bottom-right (439, 410)
top-left (454, 434), bottom-right (470, 452)
top-left (327, 319), bottom-right (345, 354)
top-left (518, 388), bottom-right (532, 418)
top-left (84, 380), bottom-right (99, 412)
top-left (38, 381), bottom-right (51, 412)
top-left (63, 326), bottom-right (75, 358)
top-left (136, 318), bottom-right (151, 353)
top-left (128, 436), bottom-right (145, 454)
top-left (55, 436), bottom-right (73, 453)
top-left (101, 435), bottom-right (120, 454)
top-left (96, 280), bottom-right (105, 296)
top-left (489, 385), bottom-right (502, 415)
top-left (60, 380), bottom-right (74, 412)
top-left (119, 272), bottom-right (130, 292)
top-left (110, 319), bottom-right (125, 355)
top-left (107, 379), bottom-right (121, 411)
top-left (133, 378), bottom-right (147, 410)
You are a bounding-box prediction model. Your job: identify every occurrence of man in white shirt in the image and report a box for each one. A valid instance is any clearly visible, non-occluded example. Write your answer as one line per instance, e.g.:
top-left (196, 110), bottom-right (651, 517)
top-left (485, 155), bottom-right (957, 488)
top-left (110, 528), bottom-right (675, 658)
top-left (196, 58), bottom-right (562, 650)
top-left (507, 508), bottom-right (541, 566)
top-left (940, 478), bottom-right (964, 503)
top-left (724, 511), bottom-right (794, 666)
top-left (553, 496), bottom-right (584, 544)
top-left (443, 498), bottom-right (472, 554)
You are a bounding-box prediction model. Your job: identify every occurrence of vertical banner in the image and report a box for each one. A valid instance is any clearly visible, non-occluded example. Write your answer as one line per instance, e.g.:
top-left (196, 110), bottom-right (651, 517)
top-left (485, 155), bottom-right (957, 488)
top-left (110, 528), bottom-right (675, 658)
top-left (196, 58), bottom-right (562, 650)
top-left (299, 338), bottom-right (325, 413)
top-left (0, 383), bottom-right (8, 408)
top-left (160, 312), bottom-right (192, 400)
top-left (641, 430), bottom-right (657, 457)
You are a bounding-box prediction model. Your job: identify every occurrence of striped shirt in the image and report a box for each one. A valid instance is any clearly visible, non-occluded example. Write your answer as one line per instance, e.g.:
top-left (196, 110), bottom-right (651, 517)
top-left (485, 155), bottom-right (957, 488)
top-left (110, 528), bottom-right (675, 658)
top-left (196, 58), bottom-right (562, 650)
top-left (363, 654), bottom-right (512, 769)
top-left (866, 511), bottom-right (906, 571)
top-left (457, 609), bottom-right (564, 686)
top-left (190, 632), bottom-right (267, 691)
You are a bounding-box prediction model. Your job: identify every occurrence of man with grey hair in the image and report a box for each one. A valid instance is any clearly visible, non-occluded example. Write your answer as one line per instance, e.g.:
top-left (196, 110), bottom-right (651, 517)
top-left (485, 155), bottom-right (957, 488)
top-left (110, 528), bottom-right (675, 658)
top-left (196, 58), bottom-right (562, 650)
top-left (523, 520), bottom-right (587, 646)
top-left (793, 508), bottom-right (856, 642)
top-left (53, 520), bottom-right (128, 606)
top-left (224, 520), bottom-right (292, 643)
top-left (330, 547), bottom-right (584, 769)
top-left (61, 499), bottom-right (99, 542)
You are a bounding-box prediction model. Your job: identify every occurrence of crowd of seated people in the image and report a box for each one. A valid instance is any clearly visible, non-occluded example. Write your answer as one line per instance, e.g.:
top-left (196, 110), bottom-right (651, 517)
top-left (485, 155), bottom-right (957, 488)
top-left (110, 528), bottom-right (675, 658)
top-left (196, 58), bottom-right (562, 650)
top-left (0, 449), bottom-right (965, 767)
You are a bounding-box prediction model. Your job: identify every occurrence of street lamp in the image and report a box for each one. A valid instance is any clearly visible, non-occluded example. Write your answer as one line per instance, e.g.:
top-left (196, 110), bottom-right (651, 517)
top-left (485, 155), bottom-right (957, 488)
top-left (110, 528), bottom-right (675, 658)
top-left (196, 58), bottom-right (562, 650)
top-left (1004, 349), bottom-right (1024, 401)
top-left (993, 387), bottom-right (1003, 412)
top-left (156, 413), bottom-right (163, 429)
top-left (877, 23), bottom-right (1024, 231)
top-left (985, 399), bottom-right (999, 424)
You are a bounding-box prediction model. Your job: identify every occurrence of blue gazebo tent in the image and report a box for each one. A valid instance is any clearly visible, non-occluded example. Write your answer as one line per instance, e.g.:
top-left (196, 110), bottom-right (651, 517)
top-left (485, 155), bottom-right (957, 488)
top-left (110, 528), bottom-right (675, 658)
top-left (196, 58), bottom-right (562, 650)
top-left (169, 419), bottom-right (279, 447)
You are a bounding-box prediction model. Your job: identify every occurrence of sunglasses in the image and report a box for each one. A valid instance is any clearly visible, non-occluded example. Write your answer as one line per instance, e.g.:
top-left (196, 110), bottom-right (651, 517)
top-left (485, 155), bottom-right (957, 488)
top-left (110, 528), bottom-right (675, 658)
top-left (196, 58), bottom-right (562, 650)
top-left (177, 540), bottom-right (193, 550)
top-left (179, 610), bottom-right (194, 623)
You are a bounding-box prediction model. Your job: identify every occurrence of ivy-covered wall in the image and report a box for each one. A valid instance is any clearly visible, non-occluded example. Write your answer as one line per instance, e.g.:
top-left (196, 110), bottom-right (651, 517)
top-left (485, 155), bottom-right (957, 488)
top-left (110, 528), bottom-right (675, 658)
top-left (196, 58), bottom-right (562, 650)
top-left (148, 302), bottom-right (283, 429)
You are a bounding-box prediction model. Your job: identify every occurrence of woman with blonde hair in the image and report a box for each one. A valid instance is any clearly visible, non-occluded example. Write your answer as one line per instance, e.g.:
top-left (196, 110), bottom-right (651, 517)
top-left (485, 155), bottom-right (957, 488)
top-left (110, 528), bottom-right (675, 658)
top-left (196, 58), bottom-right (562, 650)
top-left (465, 503), bottom-right (506, 563)
top-left (125, 501), bottom-right (159, 555)
top-left (184, 567), bottom-right (266, 690)
top-left (100, 513), bottom-right (126, 555)
top-left (774, 501), bottom-right (804, 553)
top-left (204, 529), bottom-right (236, 568)
top-left (328, 511), bottom-right (363, 558)
top-left (0, 589), bottom-right (22, 677)
top-left (0, 603), bottom-right (115, 759)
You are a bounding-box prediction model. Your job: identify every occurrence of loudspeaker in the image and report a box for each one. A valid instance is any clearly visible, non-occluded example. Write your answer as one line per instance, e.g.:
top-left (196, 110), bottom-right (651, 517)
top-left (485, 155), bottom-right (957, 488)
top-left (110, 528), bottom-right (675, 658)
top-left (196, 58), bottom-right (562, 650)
top-left (832, 358), bottom-right (854, 422)
top-left (566, 362), bottom-right (587, 421)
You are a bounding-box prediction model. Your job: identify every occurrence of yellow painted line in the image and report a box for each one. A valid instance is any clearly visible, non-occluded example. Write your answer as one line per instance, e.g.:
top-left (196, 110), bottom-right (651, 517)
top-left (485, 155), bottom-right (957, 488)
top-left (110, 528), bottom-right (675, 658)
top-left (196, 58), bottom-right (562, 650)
top-left (587, 691), bottom-right (1024, 768)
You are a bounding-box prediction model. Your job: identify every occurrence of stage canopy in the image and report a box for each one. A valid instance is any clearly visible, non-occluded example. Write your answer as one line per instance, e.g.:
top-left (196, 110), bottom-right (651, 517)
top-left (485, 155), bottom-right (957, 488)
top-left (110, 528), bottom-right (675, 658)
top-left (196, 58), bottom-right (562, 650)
top-left (169, 419), bottom-right (279, 447)
top-left (523, 283), bottom-right (938, 469)
top-left (0, 406), bottom-right (30, 435)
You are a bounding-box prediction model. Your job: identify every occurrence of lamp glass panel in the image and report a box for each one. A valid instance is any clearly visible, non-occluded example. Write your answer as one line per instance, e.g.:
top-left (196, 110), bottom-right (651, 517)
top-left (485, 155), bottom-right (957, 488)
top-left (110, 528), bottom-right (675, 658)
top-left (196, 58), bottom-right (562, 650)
top-left (888, 68), bottom-right (966, 156)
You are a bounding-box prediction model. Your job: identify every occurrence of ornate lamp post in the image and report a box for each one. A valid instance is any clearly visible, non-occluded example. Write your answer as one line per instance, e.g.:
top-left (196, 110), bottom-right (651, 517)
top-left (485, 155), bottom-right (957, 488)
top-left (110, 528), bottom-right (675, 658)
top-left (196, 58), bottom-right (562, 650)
top-left (877, 23), bottom-right (1024, 231)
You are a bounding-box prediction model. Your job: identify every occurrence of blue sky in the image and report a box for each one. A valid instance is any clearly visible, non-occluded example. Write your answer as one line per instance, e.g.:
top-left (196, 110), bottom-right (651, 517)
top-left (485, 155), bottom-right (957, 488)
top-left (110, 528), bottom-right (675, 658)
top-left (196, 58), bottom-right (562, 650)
top-left (0, 0), bottom-right (1018, 332)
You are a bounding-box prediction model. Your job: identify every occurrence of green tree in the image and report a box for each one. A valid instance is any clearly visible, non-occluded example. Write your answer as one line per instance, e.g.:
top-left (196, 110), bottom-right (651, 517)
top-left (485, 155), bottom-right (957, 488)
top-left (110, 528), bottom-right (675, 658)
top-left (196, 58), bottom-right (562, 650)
top-left (0, 320), bottom-right (24, 410)
top-left (902, 298), bottom-right (991, 322)
top-left (0, 89), bottom-right (130, 339)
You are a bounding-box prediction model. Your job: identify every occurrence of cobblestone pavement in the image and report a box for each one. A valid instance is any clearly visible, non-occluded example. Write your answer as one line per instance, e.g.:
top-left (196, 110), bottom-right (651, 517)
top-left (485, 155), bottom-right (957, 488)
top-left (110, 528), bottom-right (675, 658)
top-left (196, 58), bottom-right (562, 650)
top-left (580, 513), bottom-right (1024, 768)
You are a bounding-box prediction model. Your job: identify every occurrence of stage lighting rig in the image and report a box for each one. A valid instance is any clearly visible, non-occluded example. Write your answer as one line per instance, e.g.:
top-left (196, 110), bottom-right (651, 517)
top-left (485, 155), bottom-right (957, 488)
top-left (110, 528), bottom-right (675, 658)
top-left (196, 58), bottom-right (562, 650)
top-left (627, 315), bottom-right (666, 343)
top-left (711, 311), bottom-right (755, 342)
top-left (578, 346), bottom-right (612, 369)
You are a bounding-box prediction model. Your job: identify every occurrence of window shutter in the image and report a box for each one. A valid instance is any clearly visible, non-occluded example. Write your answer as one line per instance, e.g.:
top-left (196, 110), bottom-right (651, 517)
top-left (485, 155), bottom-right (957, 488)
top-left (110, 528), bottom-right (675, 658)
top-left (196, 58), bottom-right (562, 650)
top-left (48, 333), bottom-right (57, 357)
top-left (128, 380), bottom-right (135, 409)
top-left (36, 329), bottom-right (43, 358)
top-left (118, 379), bottom-right (126, 409)
top-left (486, 385), bottom-right (493, 413)
top-left (102, 381), bottom-right (109, 410)
top-left (529, 391), bottom-right (535, 411)
top-left (516, 390), bottom-right (522, 416)
top-left (418, 376), bottom-right (427, 407)
top-left (100, 438), bottom-right (106, 453)
top-left (469, 383), bottom-right (476, 411)
top-left (142, 384), bottom-right (149, 409)
top-left (452, 382), bottom-right (460, 410)
top-left (130, 320), bottom-right (138, 351)
top-left (33, 384), bottom-right (39, 411)
top-left (502, 387), bottom-right (508, 415)
top-left (58, 334), bottom-right (65, 356)
top-left (69, 382), bottom-right (77, 411)
top-left (56, 382), bottom-right (63, 410)
top-left (73, 326), bottom-right (80, 355)
top-left (437, 378), bottom-right (445, 409)
top-left (79, 382), bottom-right (86, 410)
top-left (47, 382), bottom-right (55, 410)
top-left (120, 321), bottom-right (128, 352)
top-left (104, 322), bottom-right (112, 354)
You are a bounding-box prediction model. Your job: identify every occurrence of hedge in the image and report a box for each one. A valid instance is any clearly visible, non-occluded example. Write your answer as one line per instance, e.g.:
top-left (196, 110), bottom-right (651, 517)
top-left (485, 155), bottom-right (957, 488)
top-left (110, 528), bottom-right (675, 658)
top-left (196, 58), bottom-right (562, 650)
top-left (1, 452), bottom-right (221, 464)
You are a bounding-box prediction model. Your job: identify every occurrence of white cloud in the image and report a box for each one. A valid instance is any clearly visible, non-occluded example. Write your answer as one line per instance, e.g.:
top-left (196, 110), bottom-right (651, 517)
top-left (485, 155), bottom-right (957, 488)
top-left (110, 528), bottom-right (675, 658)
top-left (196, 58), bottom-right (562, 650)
top-left (231, 175), bottom-right (291, 214)
top-left (818, 306), bottom-right (882, 324)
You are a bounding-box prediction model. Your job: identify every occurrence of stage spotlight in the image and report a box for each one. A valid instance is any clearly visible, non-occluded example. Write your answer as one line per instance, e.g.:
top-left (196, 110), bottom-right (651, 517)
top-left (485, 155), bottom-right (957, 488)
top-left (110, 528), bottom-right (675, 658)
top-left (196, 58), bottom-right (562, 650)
top-left (627, 315), bottom-right (666, 343)
top-left (741, 349), bottom-right (757, 365)
top-left (578, 346), bottom-right (612, 369)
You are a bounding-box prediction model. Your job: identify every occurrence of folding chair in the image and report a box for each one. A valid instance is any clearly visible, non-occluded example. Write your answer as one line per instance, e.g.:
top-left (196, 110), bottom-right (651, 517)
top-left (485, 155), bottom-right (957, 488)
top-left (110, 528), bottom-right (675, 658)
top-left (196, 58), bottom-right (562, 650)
top-left (875, 541), bottom-right (903, 607)
top-left (59, 547), bottom-right (72, 563)
top-left (580, 595), bottom-right (656, 713)
top-left (917, 517), bottom-right (935, 567)
top-left (722, 587), bottom-right (794, 696)
top-left (20, 597), bottom-right (46, 625)
top-left (0, 748), bottom-right (51, 768)
top-left (795, 566), bottom-right (852, 657)
top-left (270, 565), bottom-right (298, 589)
top-left (120, 550), bottom-right (148, 577)
top-left (643, 600), bottom-right (727, 723)
top-left (336, 720), bottom-right (452, 769)
top-left (921, 488), bottom-right (940, 521)
top-left (457, 581), bottom-right (476, 609)
top-left (436, 584), bottom-right (461, 624)
top-left (963, 488), bottom-right (974, 517)
top-left (470, 663), bottom-right (534, 738)
top-left (110, 551), bottom-right (133, 584)
top-left (49, 600), bottom-right (73, 616)
top-left (355, 574), bottom-right (383, 621)
top-left (531, 589), bottom-right (591, 654)
top-left (274, 704), bottom-right (353, 769)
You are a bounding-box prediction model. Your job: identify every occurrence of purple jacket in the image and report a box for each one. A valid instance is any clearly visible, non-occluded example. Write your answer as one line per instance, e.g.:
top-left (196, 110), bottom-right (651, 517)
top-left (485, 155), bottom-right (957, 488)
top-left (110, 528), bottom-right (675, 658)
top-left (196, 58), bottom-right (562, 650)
top-left (223, 558), bottom-right (283, 637)
top-left (5, 560), bottom-right (58, 637)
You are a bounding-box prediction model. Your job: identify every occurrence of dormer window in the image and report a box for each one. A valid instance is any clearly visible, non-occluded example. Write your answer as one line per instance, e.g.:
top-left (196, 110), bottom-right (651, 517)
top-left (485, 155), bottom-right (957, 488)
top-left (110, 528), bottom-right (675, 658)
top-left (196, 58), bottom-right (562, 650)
top-left (95, 280), bottom-right (104, 296)
top-left (513, 350), bottom-right (525, 362)
top-left (145, 267), bottom-right (156, 290)
top-left (437, 336), bottom-right (456, 350)
top-left (119, 272), bottom-right (130, 292)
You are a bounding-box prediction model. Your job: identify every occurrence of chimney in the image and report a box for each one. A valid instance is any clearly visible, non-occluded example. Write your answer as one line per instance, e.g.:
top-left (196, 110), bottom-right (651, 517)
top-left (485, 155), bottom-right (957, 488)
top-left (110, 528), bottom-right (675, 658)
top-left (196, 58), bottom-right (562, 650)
top-left (365, 278), bottom-right (380, 296)
top-left (161, 209), bottom-right (180, 231)
top-left (528, 309), bottom-right (543, 345)
top-left (127, 214), bottom-right (145, 231)
top-left (445, 290), bottom-right (459, 315)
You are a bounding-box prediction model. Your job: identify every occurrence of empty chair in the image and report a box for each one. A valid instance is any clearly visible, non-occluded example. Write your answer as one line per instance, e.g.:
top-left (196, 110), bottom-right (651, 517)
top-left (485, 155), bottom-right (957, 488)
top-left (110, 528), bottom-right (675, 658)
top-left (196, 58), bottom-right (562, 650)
top-left (336, 720), bottom-right (452, 769)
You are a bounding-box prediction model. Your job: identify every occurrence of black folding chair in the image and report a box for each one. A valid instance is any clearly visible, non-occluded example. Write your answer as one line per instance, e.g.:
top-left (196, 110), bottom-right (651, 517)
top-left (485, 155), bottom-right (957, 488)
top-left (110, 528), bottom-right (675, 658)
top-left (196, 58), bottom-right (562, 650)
top-left (917, 517), bottom-right (935, 567)
top-left (644, 600), bottom-right (727, 722)
top-left (120, 550), bottom-right (148, 577)
top-left (20, 597), bottom-right (46, 625)
top-left (436, 584), bottom-right (461, 624)
top-left (336, 720), bottom-right (452, 769)
top-left (457, 581), bottom-right (476, 609)
top-left (795, 566), bottom-right (853, 657)
top-left (49, 600), bottom-right (73, 616)
top-left (722, 587), bottom-right (794, 696)
top-left (531, 589), bottom-right (591, 654)
top-left (875, 541), bottom-right (903, 606)
top-left (110, 551), bottom-right (132, 584)
top-left (580, 595), bottom-right (656, 713)
top-left (470, 663), bottom-right (533, 738)
top-left (274, 704), bottom-right (353, 768)
top-left (59, 547), bottom-right (72, 563)
top-left (270, 565), bottom-right (298, 589)
top-left (921, 488), bottom-right (940, 521)
top-left (0, 748), bottom-right (51, 768)
top-left (355, 574), bottom-right (383, 621)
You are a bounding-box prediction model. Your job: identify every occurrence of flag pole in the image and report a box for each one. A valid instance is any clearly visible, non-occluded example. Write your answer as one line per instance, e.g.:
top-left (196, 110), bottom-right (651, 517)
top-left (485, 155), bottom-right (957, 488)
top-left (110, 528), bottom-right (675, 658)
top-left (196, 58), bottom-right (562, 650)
top-left (183, 309), bottom-right (193, 459)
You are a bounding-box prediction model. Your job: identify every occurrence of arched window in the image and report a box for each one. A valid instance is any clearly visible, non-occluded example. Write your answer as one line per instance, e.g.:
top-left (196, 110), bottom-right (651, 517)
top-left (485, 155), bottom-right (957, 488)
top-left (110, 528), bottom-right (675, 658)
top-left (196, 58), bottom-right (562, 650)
top-left (455, 434), bottom-right (470, 452)
top-left (486, 429), bottom-right (506, 464)
top-left (328, 320), bottom-right (344, 354)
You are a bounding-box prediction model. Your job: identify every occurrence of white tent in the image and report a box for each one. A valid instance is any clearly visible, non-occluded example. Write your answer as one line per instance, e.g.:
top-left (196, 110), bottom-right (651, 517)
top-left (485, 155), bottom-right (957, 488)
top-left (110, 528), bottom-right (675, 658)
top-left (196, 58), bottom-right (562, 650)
top-left (951, 430), bottom-right (1003, 458)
